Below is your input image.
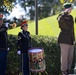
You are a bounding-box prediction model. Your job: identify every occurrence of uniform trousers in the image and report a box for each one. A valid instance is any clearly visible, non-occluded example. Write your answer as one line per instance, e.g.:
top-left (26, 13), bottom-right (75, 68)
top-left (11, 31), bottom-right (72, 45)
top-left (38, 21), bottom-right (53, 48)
top-left (21, 53), bottom-right (29, 75)
top-left (0, 50), bottom-right (8, 75)
top-left (60, 43), bottom-right (74, 72)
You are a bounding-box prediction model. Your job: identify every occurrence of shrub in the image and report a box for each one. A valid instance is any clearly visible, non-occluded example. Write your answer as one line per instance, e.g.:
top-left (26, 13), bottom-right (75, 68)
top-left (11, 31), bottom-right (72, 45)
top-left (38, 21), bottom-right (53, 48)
top-left (6, 35), bottom-right (75, 75)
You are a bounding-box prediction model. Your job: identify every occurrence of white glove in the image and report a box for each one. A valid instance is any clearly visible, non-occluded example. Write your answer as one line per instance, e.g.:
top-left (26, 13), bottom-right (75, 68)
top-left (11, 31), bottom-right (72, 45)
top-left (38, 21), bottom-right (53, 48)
top-left (5, 23), bottom-right (9, 28)
top-left (7, 47), bottom-right (10, 51)
top-left (17, 50), bottom-right (21, 55)
top-left (64, 8), bottom-right (71, 14)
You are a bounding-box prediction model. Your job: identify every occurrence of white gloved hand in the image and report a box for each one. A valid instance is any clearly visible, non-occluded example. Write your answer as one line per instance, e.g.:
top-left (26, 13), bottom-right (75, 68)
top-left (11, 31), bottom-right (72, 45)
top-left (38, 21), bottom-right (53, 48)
top-left (7, 47), bottom-right (10, 51)
top-left (17, 50), bottom-right (21, 55)
top-left (64, 9), bottom-right (69, 13)
top-left (5, 23), bottom-right (9, 28)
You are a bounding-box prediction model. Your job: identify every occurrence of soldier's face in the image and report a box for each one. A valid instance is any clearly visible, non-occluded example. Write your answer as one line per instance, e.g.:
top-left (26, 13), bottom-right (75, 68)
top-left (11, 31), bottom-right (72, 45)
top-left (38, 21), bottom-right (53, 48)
top-left (21, 24), bottom-right (28, 31)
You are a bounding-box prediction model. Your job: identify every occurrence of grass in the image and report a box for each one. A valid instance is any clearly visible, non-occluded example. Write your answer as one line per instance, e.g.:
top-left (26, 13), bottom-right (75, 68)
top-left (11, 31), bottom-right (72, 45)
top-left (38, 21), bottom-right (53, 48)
top-left (8, 9), bottom-right (76, 37)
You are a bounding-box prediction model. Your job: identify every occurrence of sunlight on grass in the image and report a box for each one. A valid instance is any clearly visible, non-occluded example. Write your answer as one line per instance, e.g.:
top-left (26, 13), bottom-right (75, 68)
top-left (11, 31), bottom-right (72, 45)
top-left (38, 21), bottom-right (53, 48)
top-left (8, 27), bottom-right (21, 35)
top-left (8, 9), bottom-right (76, 37)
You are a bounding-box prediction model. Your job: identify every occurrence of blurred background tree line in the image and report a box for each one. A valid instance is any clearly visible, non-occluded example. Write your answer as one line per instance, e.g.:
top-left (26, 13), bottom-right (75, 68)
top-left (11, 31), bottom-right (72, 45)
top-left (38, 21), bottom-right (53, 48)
top-left (0, 0), bottom-right (76, 26)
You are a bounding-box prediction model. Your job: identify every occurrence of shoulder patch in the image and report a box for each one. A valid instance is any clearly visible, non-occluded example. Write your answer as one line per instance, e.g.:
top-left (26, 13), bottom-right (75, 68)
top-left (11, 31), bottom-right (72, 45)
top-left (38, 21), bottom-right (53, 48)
top-left (18, 36), bottom-right (21, 40)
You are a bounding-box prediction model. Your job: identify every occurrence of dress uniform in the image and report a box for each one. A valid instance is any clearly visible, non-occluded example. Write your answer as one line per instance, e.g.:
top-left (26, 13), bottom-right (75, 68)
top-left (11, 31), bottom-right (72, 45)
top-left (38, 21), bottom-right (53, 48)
top-left (0, 14), bottom-right (8, 75)
top-left (57, 3), bottom-right (75, 75)
top-left (17, 20), bottom-right (31, 75)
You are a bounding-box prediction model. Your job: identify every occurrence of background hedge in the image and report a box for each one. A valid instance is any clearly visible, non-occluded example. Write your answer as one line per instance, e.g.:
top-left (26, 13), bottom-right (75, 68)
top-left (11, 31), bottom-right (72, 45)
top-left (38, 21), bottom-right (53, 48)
top-left (6, 35), bottom-right (75, 75)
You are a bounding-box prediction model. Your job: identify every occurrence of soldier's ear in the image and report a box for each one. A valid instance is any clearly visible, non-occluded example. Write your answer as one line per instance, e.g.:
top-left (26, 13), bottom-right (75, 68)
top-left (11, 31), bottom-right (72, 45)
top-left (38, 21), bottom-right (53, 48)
top-left (75, 17), bottom-right (76, 23)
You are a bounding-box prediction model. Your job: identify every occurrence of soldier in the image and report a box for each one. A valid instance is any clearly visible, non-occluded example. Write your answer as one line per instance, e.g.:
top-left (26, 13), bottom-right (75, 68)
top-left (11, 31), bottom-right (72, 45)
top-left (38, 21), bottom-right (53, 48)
top-left (57, 3), bottom-right (75, 75)
top-left (0, 14), bottom-right (9, 75)
top-left (17, 20), bottom-right (31, 75)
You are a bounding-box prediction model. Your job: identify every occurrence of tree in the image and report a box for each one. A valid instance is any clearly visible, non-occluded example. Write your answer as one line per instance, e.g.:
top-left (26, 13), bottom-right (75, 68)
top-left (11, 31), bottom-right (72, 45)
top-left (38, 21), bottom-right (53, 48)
top-left (0, 0), bottom-right (15, 15)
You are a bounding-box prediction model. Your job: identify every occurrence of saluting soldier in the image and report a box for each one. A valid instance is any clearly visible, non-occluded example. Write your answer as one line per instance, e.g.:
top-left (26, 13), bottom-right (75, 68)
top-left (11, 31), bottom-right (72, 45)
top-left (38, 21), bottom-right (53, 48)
top-left (57, 3), bottom-right (75, 75)
top-left (0, 14), bottom-right (9, 75)
top-left (17, 20), bottom-right (32, 75)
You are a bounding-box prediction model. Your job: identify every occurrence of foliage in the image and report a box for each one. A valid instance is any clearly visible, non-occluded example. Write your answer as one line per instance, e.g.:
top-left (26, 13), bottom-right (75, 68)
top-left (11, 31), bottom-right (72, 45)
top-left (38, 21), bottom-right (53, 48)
top-left (4, 0), bottom-right (14, 11)
top-left (0, 0), bottom-right (15, 12)
top-left (6, 35), bottom-right (19, 75)
top-left (0, 0), bottom-right (75, 20)
top-left (6, 35), bottom-right (75, 75)
top-left (0, 0), bottom-right (4, 6)
top-left (60, 0), bottom-right (74, 3)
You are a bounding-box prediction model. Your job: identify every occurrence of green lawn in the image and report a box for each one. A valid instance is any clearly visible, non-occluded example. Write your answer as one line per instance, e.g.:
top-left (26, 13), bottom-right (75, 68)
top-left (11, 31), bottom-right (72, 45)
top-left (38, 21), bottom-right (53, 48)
top-left (8, 9), bottom-right (76, 37)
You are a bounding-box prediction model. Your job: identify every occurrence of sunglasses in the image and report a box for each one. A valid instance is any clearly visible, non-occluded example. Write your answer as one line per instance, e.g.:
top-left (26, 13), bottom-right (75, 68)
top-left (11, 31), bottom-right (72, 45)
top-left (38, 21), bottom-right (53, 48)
top-left (22, 24), bottom-right (28, 27)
